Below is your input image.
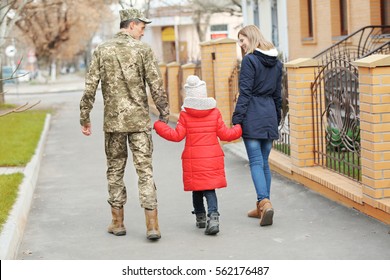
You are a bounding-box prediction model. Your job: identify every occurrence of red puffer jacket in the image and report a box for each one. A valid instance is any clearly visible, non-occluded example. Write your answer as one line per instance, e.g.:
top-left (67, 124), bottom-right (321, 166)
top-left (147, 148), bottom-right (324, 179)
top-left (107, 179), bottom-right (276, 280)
top-left (154, 107), bottom-right (242, 191)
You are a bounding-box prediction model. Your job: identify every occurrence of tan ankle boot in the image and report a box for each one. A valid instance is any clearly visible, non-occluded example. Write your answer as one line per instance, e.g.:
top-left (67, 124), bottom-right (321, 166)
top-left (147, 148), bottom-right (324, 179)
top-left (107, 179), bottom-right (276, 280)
top-left (247, 201), bottom-right (260, 218)
top-left (258, 199), bottom-right (274, 226)
top-left (108, 207), bottom-right (126, 236)
top-left (145, 209), bottom-right (161, 240)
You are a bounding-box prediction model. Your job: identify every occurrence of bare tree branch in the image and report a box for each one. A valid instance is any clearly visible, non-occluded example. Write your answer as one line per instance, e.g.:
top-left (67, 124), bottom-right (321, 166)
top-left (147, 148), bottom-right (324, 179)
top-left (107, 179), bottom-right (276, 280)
top-left (187, 0), bottom-right (242, 42)
top-left (0, 100), bottom-right (41, 117)
top-left (14, 0), bottom-right (115, 68)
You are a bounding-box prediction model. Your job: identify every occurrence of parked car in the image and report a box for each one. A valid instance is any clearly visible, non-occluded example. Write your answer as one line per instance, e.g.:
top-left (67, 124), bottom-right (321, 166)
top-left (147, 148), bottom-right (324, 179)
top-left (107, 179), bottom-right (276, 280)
top-left (1, 67), bottom-right (31, 83)
top-left (2, 66), bottom-right (15, 84)
top-left (16, 69), bottom-right (31, 82)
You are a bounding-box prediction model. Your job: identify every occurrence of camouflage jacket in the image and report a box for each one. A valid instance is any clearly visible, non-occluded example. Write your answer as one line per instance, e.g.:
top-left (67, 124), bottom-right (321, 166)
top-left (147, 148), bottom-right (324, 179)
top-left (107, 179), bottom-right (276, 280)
top-left (80, 32), bottom-right (169, 132)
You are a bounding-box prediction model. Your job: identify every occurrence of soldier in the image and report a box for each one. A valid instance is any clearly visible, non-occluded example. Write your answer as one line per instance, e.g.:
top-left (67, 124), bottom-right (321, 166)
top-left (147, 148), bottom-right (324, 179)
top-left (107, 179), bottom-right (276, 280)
top-left (79, 8), bottom-right (169, 240)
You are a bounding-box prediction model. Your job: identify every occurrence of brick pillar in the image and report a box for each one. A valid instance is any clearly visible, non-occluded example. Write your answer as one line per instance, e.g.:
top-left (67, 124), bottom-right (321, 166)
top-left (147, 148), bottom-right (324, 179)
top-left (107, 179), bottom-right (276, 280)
top-left (167, 62), bottom-right (181, 114)
top-left (148, 63), bottom-right (167, 107)
top-left (355, 55), bottom-right (390, 207)
top-left (181, 63), bottom-right (197, 101)
top-left (285, 58), bottom-right (318, 169)
top-left (182, 63), bottom-right (197, 84)
top-left (200, 38), bottom-right (238, 125)
top-left (200, 43), bottom-right (215, 98)
top-left (159, 63), bottom-right (167, 93)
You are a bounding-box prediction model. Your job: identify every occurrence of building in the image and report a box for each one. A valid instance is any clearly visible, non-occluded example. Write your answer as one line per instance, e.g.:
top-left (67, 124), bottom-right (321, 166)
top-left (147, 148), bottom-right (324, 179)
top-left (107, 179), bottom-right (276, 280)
top-left (143, 5), bottom-right (243, 64)
top-left (287, 0), bottom-right (390, 60)
top-left (241, 0), bottom-right (289, 60)
top-left (241, 0), bottom-right (389, 61)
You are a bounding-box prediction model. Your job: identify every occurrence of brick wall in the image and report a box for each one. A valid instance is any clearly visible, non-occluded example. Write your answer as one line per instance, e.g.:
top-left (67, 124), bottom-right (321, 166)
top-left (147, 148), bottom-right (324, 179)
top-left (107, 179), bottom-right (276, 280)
top-left (355, 55), bottom-right (390, 208)
top-left (285, 58), bottom-right (318, 168)
top-left (280, 55), bottom-right (390, 223)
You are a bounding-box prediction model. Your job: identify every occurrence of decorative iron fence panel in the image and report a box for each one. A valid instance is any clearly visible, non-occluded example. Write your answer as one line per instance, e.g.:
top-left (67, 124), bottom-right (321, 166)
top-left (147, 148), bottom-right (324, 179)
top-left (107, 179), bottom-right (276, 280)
top-left (228, 63), bottom-right (240, 127)
top-left (273, 67), bottom-right (290, 155)
top-left (311, 59), bottom-right (361, 181)
top-left (314, 25), bottom-right (390, 62)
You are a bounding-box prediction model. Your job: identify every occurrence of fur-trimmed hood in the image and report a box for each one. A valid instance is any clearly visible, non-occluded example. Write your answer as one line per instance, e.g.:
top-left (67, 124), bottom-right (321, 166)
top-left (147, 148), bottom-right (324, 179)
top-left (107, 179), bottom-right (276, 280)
top-left (182, 96), bottom-right (217, 113)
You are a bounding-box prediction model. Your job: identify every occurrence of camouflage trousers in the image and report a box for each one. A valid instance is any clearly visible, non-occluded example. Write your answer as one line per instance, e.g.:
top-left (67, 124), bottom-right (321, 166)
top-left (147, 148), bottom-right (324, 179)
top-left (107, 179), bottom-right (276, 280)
top-left (104, 131), bottom-right (157, 210)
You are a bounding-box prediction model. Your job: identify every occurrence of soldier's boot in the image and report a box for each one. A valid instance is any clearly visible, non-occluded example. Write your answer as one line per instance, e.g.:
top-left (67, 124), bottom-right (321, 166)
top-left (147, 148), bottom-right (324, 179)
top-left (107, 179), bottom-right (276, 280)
top-left (195, 212), bottom-right (207, 228)
top-left (258, 199), bottom-right (274, 226)
top-left (247, 201), bottom-right (261, 218)
top-left (108, 207), bottom-right (126, 236)
top-left (145, 208), bottom-right (161, 240)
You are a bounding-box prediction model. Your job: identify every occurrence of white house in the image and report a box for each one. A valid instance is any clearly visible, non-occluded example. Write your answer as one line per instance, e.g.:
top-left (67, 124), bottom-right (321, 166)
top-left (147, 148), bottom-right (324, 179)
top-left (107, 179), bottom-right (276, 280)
top-left (143, 5), bottom-right (243, 64)
top-left (241, 0), bottom-right (289, 60)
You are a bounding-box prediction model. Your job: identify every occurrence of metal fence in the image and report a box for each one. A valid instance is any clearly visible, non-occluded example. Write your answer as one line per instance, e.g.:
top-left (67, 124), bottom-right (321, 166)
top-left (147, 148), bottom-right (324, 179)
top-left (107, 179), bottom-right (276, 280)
top-left (228, 62), bottom-right (240, 126)
top-left (311, 58), bottom-right (361, 181)
top-left (273, 67), bottom-right (290, 155)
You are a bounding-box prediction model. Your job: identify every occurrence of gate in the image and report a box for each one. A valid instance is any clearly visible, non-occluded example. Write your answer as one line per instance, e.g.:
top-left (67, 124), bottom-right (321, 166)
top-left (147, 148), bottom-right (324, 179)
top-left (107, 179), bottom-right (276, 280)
top-left (311, 59), bottom-right (361, 181)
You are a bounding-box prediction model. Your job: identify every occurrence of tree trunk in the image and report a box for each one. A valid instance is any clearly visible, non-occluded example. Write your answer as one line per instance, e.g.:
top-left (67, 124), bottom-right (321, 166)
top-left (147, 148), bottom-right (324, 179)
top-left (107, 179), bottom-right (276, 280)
top-left (50, 59), bottom-right (57, 81)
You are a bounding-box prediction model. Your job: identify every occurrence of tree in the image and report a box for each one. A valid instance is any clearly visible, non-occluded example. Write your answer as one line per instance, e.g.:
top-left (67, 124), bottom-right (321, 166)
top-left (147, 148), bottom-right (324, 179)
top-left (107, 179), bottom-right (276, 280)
top-left (118, 0), bottom-right (152, 17)
top-left (14, 0), bottom-right (114, 80)
top-left (188, 0), bottom-right (242, 42)
top-left (0, 0), bottom-right (32, 105)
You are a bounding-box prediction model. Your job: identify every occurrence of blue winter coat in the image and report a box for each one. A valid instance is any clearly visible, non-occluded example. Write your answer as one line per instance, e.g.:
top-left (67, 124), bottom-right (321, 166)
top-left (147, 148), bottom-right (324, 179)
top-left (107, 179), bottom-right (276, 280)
top-left (232, 49), bottom-right (282, 139)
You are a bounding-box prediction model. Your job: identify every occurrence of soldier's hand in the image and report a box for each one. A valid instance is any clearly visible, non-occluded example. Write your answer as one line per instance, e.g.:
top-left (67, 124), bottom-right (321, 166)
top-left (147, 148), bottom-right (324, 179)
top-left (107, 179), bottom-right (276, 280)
top-left (81, 123), bottom-right (92, 136)
top-left (159, 115), bottom-right (169, 124)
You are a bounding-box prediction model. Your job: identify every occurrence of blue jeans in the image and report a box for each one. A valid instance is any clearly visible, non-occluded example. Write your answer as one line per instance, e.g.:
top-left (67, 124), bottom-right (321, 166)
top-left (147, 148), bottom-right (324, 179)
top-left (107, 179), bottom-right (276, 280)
top-left (192, 190), bottom-right (218, 216)
top-left (243, 138), bottom-right (273, 201)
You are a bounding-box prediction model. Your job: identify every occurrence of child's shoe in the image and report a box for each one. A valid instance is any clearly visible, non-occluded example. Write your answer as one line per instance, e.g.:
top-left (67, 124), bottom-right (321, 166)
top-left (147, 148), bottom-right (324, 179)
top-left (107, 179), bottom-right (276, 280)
top-left (205, 212), bottom-right (219, 235)
top-left (195, 213), bottom-right (206, 228)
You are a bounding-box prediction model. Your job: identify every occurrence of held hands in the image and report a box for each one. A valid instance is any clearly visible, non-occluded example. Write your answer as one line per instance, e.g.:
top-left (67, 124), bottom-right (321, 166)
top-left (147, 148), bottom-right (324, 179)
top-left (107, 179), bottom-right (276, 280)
top-left (159, 115), bottom-right (169, 124)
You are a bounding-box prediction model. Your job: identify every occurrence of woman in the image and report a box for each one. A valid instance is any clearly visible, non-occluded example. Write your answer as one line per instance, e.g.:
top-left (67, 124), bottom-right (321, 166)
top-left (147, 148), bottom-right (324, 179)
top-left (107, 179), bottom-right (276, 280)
top-left (232, 25), bottom-right (282, 226)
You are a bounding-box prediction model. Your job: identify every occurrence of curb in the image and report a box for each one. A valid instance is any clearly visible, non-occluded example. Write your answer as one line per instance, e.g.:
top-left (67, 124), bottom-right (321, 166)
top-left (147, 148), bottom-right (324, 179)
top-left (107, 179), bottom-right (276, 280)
top-left (0, 114), bottom-right (51, 260)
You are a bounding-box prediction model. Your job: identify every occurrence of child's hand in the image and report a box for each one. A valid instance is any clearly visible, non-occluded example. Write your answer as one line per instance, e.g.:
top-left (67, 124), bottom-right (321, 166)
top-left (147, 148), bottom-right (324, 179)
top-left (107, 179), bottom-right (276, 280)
top-left (153, 120), bottom-right (166, 130)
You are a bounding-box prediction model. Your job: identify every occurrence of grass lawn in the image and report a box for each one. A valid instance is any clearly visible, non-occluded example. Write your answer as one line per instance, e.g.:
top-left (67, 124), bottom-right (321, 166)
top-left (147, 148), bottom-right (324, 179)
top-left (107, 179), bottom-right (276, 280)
top-left (0, 108), bottom-right (47, 166)
top-left (0, 173), bottom-right (23, 231)
top-left (0, 105), bottom-right (48, 232)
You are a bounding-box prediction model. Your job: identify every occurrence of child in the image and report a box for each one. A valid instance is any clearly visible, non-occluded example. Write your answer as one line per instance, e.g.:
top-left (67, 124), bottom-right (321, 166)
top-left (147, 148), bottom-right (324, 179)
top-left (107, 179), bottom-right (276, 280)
top-left (154, 75), bottom-right (242, 235)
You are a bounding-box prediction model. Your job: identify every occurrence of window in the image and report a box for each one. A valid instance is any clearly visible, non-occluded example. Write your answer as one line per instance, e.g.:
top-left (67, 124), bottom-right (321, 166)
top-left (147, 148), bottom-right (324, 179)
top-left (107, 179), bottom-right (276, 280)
top-left (210, 24), bottom-right (228, 39)
top-left (308, 0), bottom-right (313, 38)
top-left (253, 1), bottom-right (259, 27)
top-left (381, 0), bottom-right (390, 33)
top-left (271, 0), bottom-right (279, 47)
top-left (340, 0), bottom-right (348, 36)
top-left (331, 0), bottom-right (349, 40)
top-left (300, 0), bottom-right (314, 41)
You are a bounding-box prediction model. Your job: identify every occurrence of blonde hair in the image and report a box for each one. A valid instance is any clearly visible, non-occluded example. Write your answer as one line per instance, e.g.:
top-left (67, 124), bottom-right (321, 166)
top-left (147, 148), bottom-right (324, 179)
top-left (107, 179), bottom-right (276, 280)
top-left (238, 25), bottom-right (275, 55)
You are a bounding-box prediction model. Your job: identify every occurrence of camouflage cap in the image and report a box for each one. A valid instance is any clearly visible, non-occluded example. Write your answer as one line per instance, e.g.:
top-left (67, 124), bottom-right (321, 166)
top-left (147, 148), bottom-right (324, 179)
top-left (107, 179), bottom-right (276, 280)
top-left (119, 8), bottom-right (152, 24)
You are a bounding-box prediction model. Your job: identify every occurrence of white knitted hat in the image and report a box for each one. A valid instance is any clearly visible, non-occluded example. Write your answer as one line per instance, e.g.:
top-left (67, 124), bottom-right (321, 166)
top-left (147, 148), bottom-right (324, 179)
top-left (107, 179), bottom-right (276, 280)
top-left (184, 75), bottom-right (207, 98)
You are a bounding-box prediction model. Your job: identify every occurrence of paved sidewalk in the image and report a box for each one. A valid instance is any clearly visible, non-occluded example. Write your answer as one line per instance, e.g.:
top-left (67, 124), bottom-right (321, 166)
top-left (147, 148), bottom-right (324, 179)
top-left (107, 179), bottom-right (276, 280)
top-left (1, 74), bottom-right (85, 258)
top-left (1, 74), bottom-right (390, 261)
top-left (3, 73), bottom-right (86, 95)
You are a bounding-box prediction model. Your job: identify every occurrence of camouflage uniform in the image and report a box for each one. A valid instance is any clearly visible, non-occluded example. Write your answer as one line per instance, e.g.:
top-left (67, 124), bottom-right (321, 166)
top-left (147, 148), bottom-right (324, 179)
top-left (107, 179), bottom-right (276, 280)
top-left (80, 31), bottom-right (169, 210)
